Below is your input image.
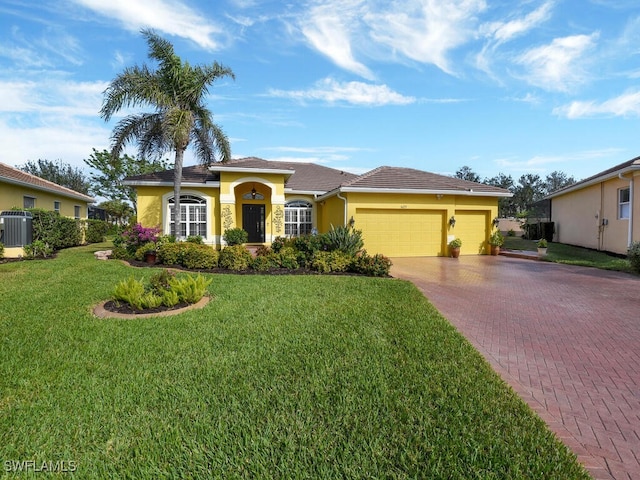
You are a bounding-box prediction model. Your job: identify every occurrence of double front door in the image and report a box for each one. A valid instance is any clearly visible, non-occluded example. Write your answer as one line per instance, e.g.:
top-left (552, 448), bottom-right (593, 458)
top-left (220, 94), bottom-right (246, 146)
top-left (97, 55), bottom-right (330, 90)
top-left (242, 204), bottom-right (265, 243)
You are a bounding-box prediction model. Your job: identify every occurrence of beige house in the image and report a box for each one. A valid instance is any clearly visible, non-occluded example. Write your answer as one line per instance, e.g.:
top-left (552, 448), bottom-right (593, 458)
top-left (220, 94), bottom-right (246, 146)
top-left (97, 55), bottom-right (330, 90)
top-left (0, 162), bottom-right (95, 257)
top-left (547, 157), bottom-right (640, 254)
top-left (126, 157), bottom-right (511, 257)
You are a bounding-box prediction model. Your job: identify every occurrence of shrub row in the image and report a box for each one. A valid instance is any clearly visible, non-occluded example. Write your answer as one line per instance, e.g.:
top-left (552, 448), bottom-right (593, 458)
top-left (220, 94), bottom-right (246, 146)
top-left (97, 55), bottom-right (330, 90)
top-left (158, 242), bottom-right (220, 270)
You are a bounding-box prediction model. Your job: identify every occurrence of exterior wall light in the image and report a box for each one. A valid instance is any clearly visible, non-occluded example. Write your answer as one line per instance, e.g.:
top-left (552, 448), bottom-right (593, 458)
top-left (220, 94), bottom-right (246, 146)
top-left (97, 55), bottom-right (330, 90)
top-left (492, 217), bottom-right (500, 228)
top-left (449, 216), bottom-right (456, 227)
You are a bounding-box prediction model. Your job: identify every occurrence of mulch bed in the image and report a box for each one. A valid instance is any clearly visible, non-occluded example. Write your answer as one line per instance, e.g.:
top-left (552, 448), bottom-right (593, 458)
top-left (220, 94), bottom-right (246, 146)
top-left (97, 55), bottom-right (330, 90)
top-left (102, 300), bottom-right (192, 315)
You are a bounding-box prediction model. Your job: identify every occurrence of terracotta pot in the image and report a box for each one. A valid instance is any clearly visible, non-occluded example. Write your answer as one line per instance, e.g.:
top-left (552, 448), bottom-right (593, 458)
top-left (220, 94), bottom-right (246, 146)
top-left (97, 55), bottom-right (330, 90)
top-left (145, 252), bottom-right (157, 264)
top-left (450, 247), bottom-right (460, 258)
top-left (490, 245), bottom-right (500, 256)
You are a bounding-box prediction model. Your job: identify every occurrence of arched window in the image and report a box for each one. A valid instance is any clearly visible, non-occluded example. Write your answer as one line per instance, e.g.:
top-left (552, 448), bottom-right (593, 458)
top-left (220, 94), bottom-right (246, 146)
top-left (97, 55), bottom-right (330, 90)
top-left (285, 200), bottom-right (313, 236)
top-left (168, 195), bottom-right (207, 238)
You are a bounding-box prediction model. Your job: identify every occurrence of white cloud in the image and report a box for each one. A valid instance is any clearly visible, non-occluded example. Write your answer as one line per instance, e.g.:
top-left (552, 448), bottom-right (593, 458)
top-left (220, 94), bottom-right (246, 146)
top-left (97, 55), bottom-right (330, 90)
top-left (554, 90), bottom-right (640, 118)
top-left (268, 77), bottom-right (415, 106)
top-left (482, 2), bottom-right (554, 46)
top-left (72, 0), bottom-right (226, 50)
top-left (495, 148), bottom-right (624, 170)
top-left (366, 0), bottom-right (486, 75)
top-left (300, 2), bottom-right (374, 80)
top-left (516, 33), bottom-right (599, 92)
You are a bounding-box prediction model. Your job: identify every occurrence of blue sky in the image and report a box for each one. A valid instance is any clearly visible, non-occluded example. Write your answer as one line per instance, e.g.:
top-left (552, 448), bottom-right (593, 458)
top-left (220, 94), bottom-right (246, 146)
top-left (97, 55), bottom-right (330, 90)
top-left (2, 0), bottom-right (640, 182)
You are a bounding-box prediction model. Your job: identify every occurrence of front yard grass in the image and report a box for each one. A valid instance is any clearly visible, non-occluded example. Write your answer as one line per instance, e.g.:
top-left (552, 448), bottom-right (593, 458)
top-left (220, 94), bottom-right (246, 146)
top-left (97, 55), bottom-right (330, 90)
top-left (503, 235), bottom-right (631, 272)
top-left (0, 244), bottom-right (590, 479)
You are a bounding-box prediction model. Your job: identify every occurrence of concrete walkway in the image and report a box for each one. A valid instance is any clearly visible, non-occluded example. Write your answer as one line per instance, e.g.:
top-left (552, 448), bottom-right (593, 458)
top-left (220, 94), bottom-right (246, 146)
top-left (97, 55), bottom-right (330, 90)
top-left (391, 256), bottom-right (640, 480)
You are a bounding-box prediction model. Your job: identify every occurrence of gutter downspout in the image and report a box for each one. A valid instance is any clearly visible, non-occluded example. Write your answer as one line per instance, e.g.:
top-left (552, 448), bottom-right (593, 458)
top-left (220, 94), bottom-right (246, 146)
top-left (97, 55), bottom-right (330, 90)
top-left (619, 172), bottom-right (634, 247)
top-left (337, 191), bottom-right (348, 226)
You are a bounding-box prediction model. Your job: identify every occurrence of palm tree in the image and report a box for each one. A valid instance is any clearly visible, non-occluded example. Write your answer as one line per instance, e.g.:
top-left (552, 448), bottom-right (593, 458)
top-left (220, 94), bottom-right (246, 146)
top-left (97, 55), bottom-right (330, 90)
top-left (100, 29), bottom-right (234, 236)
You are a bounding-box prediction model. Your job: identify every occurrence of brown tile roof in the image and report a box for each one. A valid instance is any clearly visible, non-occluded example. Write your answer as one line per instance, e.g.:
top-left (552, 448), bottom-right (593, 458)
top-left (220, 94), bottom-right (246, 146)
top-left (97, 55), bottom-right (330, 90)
top-left (546, 155), bottom-right (640, 198)
top-left (125, 164), bottom-right (219, 183)
top-left (124, 158), bottom-right (511, 197)
top-left (339, 166), bottom-right (511, 195)
top-left (0, 162), bottom-right (95, 203)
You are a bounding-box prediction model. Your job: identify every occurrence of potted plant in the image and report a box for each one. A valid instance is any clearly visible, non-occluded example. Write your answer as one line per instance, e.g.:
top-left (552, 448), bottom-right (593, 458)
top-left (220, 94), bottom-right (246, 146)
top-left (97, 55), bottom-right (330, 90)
top-left (537, 238), bottom-right (548, 256)
top-left (488, 230), bottom-right (504, 256)
top-left (448, 238), bottom-right (462, 258)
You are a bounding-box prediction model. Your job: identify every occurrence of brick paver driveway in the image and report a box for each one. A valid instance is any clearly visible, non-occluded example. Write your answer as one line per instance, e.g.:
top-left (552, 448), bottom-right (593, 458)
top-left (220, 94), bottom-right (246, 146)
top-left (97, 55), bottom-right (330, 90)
top-left (391, 255), bottom-right (640, 480)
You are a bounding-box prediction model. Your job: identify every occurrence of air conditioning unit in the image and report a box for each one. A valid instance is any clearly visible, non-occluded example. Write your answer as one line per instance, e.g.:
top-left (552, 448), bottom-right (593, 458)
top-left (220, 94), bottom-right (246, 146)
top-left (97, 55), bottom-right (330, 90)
top-left (0, 211), bottom-right (33, 247)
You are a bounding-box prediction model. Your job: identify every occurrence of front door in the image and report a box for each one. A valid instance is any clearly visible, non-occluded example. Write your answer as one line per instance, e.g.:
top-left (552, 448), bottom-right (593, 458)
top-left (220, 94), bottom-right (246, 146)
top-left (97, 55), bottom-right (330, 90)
top-left (243, 204), bottom-right (265, 243)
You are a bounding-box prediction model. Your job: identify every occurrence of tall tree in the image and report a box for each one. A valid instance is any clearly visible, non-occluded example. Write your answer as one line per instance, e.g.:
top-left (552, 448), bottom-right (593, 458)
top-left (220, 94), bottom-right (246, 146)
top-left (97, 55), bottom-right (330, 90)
top-left (544, 170), bottom-right (576, 195)
top-left (454, 165), bottom-right (480, 183)
top-left (513, 173), bottom-right (544, 214)
top-left (484, 172), bottom-right (516, 217)
top-left (84, 148), bottom-right (171, 210)
top-left (19, 159), bottom-right (91, 194)
top-left (100, 29), bottom-right (234, 236)
top-left (98, 199), bottom-right (134, 226)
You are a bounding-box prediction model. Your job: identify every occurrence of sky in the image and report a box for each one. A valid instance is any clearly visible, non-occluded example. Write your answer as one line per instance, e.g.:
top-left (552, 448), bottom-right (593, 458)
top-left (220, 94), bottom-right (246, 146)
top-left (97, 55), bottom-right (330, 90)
top-left (2, 0), bottom-right (640, 184)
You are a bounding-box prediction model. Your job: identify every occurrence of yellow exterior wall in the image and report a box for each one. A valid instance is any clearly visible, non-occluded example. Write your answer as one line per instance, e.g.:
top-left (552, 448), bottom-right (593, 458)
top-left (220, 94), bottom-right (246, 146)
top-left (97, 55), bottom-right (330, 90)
top-left (0, 181), bottom-right (89, 218)
top-left (338, 192), bottom-right (498, 257)
top-left (552, 173), bottom-right (639, 254)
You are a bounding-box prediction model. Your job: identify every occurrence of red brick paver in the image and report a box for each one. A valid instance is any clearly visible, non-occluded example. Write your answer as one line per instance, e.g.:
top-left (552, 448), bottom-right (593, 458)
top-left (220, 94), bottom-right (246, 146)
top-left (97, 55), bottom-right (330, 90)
top-left (391, 256), bottom-right (640, 480)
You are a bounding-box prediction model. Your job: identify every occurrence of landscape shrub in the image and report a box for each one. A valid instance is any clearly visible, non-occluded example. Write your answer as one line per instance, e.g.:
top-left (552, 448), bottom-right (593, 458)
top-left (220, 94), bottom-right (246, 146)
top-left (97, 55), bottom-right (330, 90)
top-left (85, 219), bottom-right (109, 244)
top-left (181, 244), bottom-right (219, 269)
top-left (112, 270), bottom-right (211, 310)
top-left (186, 235), bottom-right (203, 244)
top-left (271, 236), bottom-right (294, 253)
top-left (352, 251), bottom-right (392, 277)
top-left (219, 245), bottom-right (253, 271)
top-left (0, 242), bottom-right (4, 259)
top-left (275, 246), bottom-right (299, 269)
top-left (251, 254), bottom-right (279, 272)
top-left (109, 246), bottom-right (129, 260)
top-left (627, 242), bottom-right (640, 273)
top-left (157, 242), bottom-right (185, 266)
top-left (325, 225), bottom-right (364, 255)
top-left (254, 245), bottom-right (271, 257)
top-left (23, 240), bottom-right (54, 259)
top-left (311, 250), bottom-right (352, 273)
top-left (29, 209), bottom-right (82, 250)
top-left (223, 228), bottom-right (248, 246)
top-left (292, 234), bottom-right (326, 266)
top-left (134, 242), bottom-right (158, 261)
top-left (117, 223), bottom-right (161, 256)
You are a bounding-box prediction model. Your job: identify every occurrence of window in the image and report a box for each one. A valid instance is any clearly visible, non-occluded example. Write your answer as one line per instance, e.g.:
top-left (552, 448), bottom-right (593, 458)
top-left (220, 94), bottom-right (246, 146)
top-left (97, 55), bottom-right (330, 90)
top-left (285, 200), bottom-right (313, 236)
top-left (54, 201), bottom-right (60, 213)
top-left (619, 188), bottom-right (630, 219)
top-left (23, 196), bottom-right (35, 209)
top-left (74, 206), bottom-right (81, 219)
top-left (169, 195), bottom-right (207, 238)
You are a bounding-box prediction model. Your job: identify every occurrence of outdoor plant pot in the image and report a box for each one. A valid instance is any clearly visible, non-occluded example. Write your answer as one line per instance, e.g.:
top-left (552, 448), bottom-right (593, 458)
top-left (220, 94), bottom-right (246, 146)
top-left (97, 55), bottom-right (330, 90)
top-left (450, 247), bottom-right (461, 258)
top-left (537, 247), bottom-right (547, 256)
top-left (145, 252), bottom-right (157, 264)
top-left (490, 245), bottom-right (500, 256)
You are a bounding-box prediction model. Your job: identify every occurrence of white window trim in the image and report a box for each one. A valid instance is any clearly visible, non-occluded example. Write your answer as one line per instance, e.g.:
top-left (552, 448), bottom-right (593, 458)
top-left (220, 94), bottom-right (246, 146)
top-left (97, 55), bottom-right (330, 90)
top-left (54, 201), bottom-right (61, 213)
top-left (74, 205), bottom-right (81, 219)
top-left (284, 199), bottom-right (314, 237)
top-left (23, 196), bottom-right (36, 209)
top-left (162, 191), bottom-right (212, 241)
top-left (619, 187), bottom-right (630, 220)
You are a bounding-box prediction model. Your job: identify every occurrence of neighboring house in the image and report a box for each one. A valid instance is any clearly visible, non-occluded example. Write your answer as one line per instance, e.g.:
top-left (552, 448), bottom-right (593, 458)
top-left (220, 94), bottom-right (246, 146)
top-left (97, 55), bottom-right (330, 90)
top-left (125, 157), bottom-right (511, 257)
top-left (0, 162), bottom-right (95, 256)
top-left (546, 156), bottom-right (640, 255)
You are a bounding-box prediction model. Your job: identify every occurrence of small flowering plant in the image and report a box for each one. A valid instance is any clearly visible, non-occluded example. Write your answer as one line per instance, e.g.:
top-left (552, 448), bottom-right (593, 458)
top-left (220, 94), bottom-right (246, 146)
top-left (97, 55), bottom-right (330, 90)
top-left (115, 223), bottom-right (161, 257)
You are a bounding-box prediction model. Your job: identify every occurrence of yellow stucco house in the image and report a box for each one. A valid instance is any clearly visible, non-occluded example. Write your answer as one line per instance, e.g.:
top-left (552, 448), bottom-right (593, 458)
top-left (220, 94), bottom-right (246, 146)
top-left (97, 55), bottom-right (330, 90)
top-left (0, 162), bottom-right (95, 257)
top-left (125, 157), bottom-right (511, 257)
top-left (547, 156), bottom-right (640, 255)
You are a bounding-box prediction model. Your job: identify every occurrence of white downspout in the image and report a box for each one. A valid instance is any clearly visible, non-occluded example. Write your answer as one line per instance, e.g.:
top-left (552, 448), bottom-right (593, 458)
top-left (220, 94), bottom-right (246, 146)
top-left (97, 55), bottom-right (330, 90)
top-left (619, 172), bottom-right (634, 247)
top-left (337, 191), bottom-right (348, 226)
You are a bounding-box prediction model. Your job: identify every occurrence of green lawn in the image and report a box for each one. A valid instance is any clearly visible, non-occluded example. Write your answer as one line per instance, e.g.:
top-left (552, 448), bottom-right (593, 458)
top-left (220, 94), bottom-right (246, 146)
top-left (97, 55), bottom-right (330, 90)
top-left (503, 235), bottom-right (632, 272)
top-left (0, 244), bottom-right (591, 479)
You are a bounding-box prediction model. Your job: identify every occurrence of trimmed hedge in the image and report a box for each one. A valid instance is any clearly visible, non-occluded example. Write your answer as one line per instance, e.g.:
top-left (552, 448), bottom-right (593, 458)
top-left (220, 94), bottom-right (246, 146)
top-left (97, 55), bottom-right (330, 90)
top-left (85, 219), bottom-right (110, 244)
top-left (29, 209), bottom-right (82, 250)
top-left (157, 242), bottom-right (219, 269)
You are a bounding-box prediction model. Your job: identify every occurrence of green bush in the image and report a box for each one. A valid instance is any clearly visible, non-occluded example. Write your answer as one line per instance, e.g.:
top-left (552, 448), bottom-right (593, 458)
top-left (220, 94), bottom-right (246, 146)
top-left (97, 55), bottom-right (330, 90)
top-left (292, 234), bottom-right (326, 266)
top-left (628, 242), bottom-right (640, 273)
top-left (276, 246), bottom-right (299, 269)
top-left (29, 209), bottom-right (82, 250)
top-left (271, 236), bottom-right (294, 253)
top-left (312, 250), bottom-right (352, 273)
top-left (219, 245), bottom-right (253, 271)
top-left (352, 251), bottom-right (392, 277)
top-left (186, 235), bottom-right (203, 244)
top-left (251, 254), bottom-right (278, 272)
top-left (325, 225), bottom-right (364, 255)
top-left (23, 240), bottom-right (54, 259)
top-left (85, 219), bottom-right (109, 243)
top-left (112, 271), bottom-right (211, 311)
top-left (0, 242), bottom-right (4, 259)
top-left (223, 228), bottom-right (248, 246)
top-left (109, 246), bottom-right (129, 260)
top-left (157, 242), bottom-right (185, 266)
top-left (182, 244), bottom-right (219, 269)
top-left (134, 242), bottom-right (158, 261)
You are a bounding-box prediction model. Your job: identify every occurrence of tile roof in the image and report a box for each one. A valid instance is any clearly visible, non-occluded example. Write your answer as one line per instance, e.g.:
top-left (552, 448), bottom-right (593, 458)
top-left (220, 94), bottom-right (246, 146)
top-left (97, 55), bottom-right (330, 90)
top-left (0, 162), bottom-right (95, 203)
top-left (123, 158), bottom-right (510, 196)
top-left (339, 166), bottom-right (511, 195)
top-left (546, 155), bottom-right (640, 198)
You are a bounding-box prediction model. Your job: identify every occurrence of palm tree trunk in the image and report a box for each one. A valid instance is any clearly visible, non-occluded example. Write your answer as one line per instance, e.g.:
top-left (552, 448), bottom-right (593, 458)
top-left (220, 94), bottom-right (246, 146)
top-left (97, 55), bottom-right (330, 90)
top-left (172, 148), bottom-right (185, 237)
